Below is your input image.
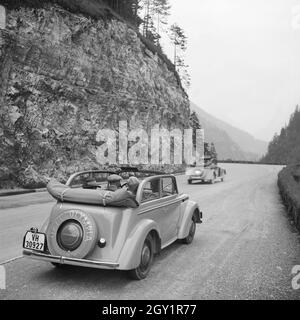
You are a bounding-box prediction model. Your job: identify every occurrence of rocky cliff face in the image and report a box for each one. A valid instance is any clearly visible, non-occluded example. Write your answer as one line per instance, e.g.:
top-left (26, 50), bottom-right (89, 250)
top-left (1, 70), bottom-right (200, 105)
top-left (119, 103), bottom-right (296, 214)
top-left (0, 4), bottom-right (190, 188)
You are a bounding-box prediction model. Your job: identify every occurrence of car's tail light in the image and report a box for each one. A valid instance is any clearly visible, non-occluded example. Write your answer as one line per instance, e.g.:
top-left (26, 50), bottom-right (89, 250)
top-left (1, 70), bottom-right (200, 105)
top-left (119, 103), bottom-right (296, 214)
top-left (57, 220), bottom-right (83, 251)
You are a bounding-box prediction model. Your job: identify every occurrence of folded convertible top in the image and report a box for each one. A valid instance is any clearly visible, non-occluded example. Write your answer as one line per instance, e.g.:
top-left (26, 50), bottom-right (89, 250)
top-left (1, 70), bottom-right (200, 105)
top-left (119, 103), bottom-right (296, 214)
top-left (47, 179), bottom-right (139, 208)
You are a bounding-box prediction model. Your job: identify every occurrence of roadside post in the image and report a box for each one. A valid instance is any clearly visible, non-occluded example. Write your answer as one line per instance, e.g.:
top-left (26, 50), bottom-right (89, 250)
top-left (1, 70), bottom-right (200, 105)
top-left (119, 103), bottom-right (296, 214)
top-left (0, 265), bottom-right (6, 290)
top-left (0, 5), bottom-right (5, 29)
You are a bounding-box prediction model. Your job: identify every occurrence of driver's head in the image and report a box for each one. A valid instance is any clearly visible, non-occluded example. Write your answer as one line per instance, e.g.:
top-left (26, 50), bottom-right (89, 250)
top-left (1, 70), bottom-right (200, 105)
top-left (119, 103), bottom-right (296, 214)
top-left (127, 176), bottom-right (140, 194)
top-left (151, 179), bottom-right (160, 193)
top-left (107, 174), bottom-right (122, 191)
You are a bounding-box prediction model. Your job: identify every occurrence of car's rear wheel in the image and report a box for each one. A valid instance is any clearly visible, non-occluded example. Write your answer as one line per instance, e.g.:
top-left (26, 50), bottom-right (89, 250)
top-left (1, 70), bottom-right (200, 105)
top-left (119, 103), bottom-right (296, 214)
top-left (129, 234), bottom-right (154, 280)
top-left (210, 173), bottom-right (216, 184)
top-left (181, 215), bottom-right (196, 244)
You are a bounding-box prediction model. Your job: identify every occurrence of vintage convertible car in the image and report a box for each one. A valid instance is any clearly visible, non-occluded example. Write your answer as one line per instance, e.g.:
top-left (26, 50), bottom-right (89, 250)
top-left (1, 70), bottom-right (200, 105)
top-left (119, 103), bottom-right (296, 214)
top-left (186, 165), bottom-right (226, 184)
top-left (23, 168), bottom-right (202, 280)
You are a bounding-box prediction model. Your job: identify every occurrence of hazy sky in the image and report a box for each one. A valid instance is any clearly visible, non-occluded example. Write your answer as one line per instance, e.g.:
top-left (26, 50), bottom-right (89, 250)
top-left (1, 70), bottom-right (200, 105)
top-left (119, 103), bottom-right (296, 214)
top-left (161, 0), bottom-right (300, 141)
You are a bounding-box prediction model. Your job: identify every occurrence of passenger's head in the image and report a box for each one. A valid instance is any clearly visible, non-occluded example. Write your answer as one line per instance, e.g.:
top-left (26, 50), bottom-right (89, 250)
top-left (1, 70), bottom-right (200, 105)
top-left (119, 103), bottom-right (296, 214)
top-left (127, 176), bottom-right (140, 194)
top-left (83, 177), bottom-right (97, 189)
top-left (107, 174), bottom-right (122, 191)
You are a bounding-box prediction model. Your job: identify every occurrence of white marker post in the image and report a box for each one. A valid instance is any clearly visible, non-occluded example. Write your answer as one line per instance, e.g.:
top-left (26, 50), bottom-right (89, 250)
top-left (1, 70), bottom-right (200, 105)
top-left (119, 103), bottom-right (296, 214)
top-left (0, 5), bottom-right (6, 29)
top-left (0, 265), bottom-right (6, 290)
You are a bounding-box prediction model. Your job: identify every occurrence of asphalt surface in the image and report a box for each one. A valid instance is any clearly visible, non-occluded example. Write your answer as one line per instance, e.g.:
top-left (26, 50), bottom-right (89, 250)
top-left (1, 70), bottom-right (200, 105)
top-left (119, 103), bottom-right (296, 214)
top-left (0, 164), bottom-right (300, 300)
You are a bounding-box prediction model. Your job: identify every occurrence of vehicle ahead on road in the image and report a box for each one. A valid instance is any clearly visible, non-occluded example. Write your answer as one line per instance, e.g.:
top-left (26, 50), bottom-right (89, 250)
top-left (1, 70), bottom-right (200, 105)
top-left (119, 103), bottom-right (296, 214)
top-left (186, 162), bottom-right (226, 184)
top-left (23, 167), bottom-right (202, 280)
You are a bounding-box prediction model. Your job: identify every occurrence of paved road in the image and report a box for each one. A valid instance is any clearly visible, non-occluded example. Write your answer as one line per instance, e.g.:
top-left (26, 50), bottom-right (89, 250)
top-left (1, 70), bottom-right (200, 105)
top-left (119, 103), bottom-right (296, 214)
top-left (0, 192), bottom-right (54, 263)
top-left (0, 164), bottom-right (300, 300)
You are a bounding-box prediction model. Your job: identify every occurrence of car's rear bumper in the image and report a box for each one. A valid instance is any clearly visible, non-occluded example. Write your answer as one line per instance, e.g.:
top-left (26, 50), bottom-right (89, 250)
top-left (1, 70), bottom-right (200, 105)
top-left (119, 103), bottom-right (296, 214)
top-left (189, 176), bottom-right (206, 181)
top-left (23, 250), bottom-right (119, 270)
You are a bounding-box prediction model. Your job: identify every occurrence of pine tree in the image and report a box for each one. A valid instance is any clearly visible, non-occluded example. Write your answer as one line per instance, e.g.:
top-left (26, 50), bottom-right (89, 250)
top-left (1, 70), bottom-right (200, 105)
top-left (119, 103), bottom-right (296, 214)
top-left (152, 0), bottom-right (170, 35)
top-left (139, 0), bottom-right (170, 46)
top-left (262, 105), bottom-right (300, 164)
top-left (189, 111), bottom-right (202, 151)
top-left (210, 143), bottom-right (217, 159)
top-left (169, 23), bottom-right (190, 88)
top-left (169, 23), bottom-right (187, 67)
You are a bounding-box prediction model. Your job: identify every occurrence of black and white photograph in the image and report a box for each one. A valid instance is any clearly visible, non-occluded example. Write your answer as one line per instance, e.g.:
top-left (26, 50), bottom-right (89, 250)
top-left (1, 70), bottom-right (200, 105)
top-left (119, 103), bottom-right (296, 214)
top-left (0, 0), bottom-right (300, 304)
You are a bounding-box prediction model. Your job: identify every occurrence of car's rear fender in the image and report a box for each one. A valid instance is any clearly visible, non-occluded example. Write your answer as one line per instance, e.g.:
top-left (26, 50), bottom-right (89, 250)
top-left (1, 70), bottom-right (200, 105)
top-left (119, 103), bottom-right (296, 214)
top-left (202, 169), bottom-right (215, 180)
top-left (117, 219), bottom-right (161, 270)
top-left (177, 200), bottom-right (202, 239)
top-left (40, 217), bottom-right (50, 233)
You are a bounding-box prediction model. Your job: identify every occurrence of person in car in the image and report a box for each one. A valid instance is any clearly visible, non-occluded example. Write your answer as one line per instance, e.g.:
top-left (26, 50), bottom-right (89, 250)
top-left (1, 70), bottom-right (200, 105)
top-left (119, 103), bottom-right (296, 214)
top-left (107, 174), bottom-right (122, 191)
top-left (127, 176), bottom-right (140, 196)
top-left (83, 177), bottom-right (98, 189)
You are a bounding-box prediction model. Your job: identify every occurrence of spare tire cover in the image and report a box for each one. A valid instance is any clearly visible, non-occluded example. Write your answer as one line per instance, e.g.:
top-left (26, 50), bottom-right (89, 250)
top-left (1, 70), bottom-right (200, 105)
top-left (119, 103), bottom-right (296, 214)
top-left (47, 209), bottom-right (98, 259)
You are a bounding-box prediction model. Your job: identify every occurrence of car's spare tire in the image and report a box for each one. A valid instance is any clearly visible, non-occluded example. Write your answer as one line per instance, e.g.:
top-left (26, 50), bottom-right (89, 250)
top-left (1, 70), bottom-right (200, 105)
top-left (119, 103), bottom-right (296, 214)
top-left (47, 209), bottom-right (98, 259)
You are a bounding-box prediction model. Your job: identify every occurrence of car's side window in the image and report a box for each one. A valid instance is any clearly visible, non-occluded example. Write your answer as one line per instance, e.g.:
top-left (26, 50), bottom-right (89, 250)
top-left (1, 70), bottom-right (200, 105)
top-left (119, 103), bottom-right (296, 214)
top-left (162, 177), bottom-right (177, 197)
top-left (141, 178), bottom-right (161, 203)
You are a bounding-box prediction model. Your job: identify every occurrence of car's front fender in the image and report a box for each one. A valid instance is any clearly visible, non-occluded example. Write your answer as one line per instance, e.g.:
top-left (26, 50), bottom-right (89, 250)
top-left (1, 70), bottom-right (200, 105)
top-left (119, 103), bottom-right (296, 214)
top-left (117, 219), bottom-right (161, 270)
top-left (178, 200), bottom-right (202, 239)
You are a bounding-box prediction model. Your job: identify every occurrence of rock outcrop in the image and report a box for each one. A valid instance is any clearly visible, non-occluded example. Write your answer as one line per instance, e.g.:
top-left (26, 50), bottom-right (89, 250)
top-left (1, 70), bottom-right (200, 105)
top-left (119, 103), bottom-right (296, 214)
top-left (0, 4), bottom-right (190, 188)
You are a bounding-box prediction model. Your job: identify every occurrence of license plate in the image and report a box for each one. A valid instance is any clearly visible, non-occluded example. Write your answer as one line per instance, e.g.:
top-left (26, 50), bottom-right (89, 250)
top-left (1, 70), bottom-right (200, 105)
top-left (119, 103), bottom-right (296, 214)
top-left (23, 231), bottom-right (46, 252)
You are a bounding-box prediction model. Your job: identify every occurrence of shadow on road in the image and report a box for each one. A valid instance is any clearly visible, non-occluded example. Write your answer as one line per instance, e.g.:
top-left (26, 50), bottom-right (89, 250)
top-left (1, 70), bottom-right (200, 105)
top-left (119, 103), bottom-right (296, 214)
top-left (32, 240), bottom-right (185, 289)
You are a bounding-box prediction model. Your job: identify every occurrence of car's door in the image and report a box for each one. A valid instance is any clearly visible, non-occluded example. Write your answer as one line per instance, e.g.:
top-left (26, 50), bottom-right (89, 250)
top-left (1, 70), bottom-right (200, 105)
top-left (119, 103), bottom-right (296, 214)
top-left (139, 176), bottom-right (181, 245)
top-left (160, 176), bottom-right (181, 243)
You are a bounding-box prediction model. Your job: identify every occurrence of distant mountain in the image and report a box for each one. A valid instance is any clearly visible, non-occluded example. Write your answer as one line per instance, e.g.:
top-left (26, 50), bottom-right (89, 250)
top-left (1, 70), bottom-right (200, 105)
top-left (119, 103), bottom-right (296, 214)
top-left (190, 102), bottom-right (268, 161)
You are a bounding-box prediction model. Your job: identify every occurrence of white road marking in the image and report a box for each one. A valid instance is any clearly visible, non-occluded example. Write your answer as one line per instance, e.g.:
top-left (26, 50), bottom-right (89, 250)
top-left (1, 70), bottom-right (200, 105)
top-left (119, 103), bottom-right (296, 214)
top-left (0, 255), bottom-right (23, 265)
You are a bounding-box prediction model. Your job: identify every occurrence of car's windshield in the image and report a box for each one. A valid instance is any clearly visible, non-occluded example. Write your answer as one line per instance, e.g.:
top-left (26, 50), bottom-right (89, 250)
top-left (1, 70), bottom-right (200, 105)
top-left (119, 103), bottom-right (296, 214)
top-left (68, 172), bottom-right (111, 188)
top-left (68, 171), bottom-right (157, 189)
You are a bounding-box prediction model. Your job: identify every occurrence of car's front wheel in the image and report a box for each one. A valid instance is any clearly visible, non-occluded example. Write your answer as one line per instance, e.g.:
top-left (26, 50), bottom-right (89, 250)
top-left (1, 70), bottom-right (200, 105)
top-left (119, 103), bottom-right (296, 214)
top-left (181, 215), bottom-right (196, 244)
top-left (129, 234), bottom-right (154, 280)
